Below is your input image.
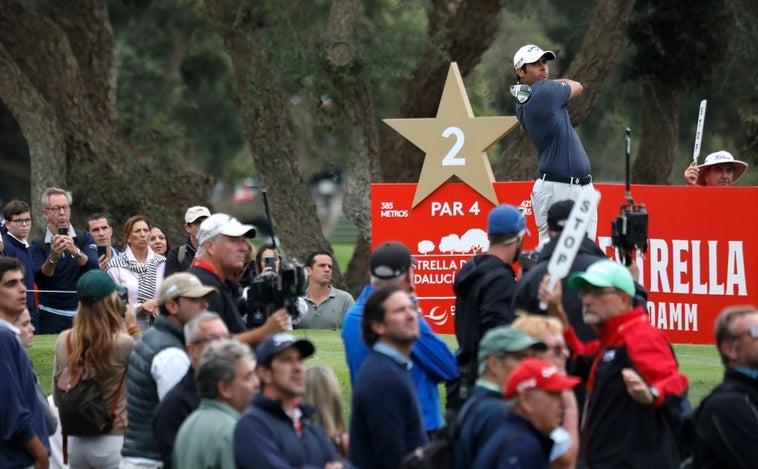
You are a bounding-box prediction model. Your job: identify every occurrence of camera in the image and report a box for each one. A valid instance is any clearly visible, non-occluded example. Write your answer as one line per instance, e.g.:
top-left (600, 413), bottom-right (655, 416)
top-left (97, 245), bottom-right (107, 257)
top-left (58, 227), bottom-right (67, 235)
top-left (611, 204), bottom-right (648, 265)
top-left (243, 259), bottom-right (307, 329)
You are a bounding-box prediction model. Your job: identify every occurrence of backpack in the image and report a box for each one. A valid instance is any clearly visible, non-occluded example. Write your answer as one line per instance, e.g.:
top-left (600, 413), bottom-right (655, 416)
top-left (400, 394), bottom-right (492, 469)
top-left (53, 333), bottom-right (125, 437)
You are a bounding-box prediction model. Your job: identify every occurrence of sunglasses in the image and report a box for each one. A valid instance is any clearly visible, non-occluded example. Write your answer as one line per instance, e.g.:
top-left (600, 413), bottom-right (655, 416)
top-left (734, 325), bottom-right (758, 340)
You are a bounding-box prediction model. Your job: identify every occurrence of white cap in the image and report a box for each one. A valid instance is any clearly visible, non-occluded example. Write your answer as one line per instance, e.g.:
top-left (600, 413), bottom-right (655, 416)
top-left (697, 151), bottom-right (748, 185)
top-left (196, 213), bottom-right (256, 246)
top-left (184, 206), bottom-right (211, 224)
top-left (513, 44), bottom-right (556, 70)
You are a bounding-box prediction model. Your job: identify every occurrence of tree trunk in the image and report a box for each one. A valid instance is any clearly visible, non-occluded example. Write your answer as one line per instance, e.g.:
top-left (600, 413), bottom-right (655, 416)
top-left (633, 80), bottom-right (679, 184)
top-left (494, 0), bottom-right (636, 181)
top-left (203, 1), bottom-right (334, 273)
top-left (380, 0), bottom-right (508, 183)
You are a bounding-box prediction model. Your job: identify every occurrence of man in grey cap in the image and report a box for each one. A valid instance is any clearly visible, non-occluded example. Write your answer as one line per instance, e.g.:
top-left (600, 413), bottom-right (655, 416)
top-left (164, 205), bottom-right (211, 278)
top-left (512, 43), bottom-right (597, 247)
top-left (121, 272), bottom-right (217, 467)
top-left (189, 213), bottom-right (289, 348)
top-left (453, 326), bottom-right (546, 469)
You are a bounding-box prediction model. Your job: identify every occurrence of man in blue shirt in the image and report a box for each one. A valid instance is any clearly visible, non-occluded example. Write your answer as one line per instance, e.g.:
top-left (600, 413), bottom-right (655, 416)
top-left (349, 285), bottom-right (427, 469)
top-left (513, 44), bottom-right (597, 247)
top-left (342, 241), bottom-right (456, 435)
top-left (2, 200), bottom-right (37, 328)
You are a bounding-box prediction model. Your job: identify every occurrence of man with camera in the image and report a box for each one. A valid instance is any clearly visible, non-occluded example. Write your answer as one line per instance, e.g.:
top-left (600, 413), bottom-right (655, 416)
top-left (30, 187), bottom-right (98, 334)
top-left (86, 212), bottom-right (121, 270)
top-left (189, 213), bottom-right (289, 347)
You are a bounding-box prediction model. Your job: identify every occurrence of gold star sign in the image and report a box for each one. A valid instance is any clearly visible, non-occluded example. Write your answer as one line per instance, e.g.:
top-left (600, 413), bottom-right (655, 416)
top-left (384, 62), bottom-right (519, 207)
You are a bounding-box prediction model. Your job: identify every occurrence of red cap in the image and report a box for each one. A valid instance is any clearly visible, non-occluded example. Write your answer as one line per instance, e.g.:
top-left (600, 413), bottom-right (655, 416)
top-left (504, 358), bottom-right (581, 398)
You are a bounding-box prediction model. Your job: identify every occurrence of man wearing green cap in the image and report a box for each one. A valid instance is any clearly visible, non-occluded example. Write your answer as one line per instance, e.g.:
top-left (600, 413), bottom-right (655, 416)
top-left (453, 326), bottom-right (545, 469)
top-left (561, 259), bottom-right (689, 468)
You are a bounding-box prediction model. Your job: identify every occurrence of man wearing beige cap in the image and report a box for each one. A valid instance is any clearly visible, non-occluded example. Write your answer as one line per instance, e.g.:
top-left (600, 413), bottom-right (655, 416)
top-left (189, 213), bottom-right (289, 348)
top-left (164, 205), bottom-right (211, 278)
top-left (121, 272), bottom-right (217, 468)
top-left (512, 44), bottom-right (597, 248)
top-left (683, 150), bottom-right (749, 186)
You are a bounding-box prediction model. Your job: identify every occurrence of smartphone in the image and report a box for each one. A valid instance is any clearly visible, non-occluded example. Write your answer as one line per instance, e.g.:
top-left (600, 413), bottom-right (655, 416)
top-left (264, 256), bottom-right (276, 270)
top-left (97, 245), bottom-right (107, 257)
top-left (57, 227), bottom-right (67, 236)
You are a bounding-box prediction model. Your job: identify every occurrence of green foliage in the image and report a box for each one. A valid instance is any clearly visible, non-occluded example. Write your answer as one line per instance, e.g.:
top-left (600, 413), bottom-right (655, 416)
top-left (626, 0), bottom-right (730, 90)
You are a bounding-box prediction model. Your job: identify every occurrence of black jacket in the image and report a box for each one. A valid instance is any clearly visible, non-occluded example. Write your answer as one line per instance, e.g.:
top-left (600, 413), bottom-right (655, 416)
top-left (152, 369), bottom-right (199, 469)
top-left (693, 368), bottom-right (758, 469)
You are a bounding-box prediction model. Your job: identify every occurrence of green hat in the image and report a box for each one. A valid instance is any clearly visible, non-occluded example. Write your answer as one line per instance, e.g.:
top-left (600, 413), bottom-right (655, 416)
top-left (478, 326), bottom-right (546, 363)
top-left (568, 259), bottom-right (635, 296)
top-left (77, 270), bottom-right (126, 304)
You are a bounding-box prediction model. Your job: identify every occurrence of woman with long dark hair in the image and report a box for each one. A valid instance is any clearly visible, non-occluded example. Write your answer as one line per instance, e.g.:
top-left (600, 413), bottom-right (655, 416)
top-left (53, 270), bottom-right (139, 469)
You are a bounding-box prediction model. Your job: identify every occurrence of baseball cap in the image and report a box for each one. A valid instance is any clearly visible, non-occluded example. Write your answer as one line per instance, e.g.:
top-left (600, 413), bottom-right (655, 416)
top-left (256, 332), bottom-right (315, 367)
top-left (77, 270), bottom-right (127, 304)
top-left (504, 358), bottom-right (581, 398)
top-left (697, 151), bottom-right (748, 185)
top-left (487, 204), bottom-right (529, 236)
top-left (513, 44), bottom-right (556, 70)
top-left (370, 241), bottom-right (413, 279)
top-left (478, 326), bottom-right (547, 363)
top-left (547, 200), bottom-right (575, 232)
top-left (159, 272), bottom-right (218, 305)
top-left (185, 206), bottom-right (211, 224)
top-left (568, 259), bottom-right (635, 296)
top-left (196, 213), bottom-right (257, 246)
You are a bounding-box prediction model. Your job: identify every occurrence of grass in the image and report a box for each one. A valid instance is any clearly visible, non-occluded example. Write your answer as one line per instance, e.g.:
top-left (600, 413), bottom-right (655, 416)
top-left (31, 330), bottom-right (721, 416)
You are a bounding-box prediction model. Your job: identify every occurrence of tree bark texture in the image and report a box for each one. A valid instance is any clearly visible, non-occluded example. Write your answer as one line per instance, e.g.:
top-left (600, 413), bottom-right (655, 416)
top-left (494, 0), bottom-right (636, 181)
top-left (203, 0), bottom-right (338, 277)
top-left (380, 0), bottom-right (508, 183)
top-left (633, 80), bottom-right (679, 184)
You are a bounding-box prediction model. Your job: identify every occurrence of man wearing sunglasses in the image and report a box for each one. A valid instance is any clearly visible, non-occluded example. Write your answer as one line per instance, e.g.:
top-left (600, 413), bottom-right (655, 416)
top-left (693, 305), bottom-right (758, 468)
top-left (558, 259), bottom-right (688, 468)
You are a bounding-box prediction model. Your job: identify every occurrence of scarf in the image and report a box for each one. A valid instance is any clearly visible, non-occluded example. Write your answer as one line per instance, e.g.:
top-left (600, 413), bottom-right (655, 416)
top-left (109, 246), bottom-right (166, 303)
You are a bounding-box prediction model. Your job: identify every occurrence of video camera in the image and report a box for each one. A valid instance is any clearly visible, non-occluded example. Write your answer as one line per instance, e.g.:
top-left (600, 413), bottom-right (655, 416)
top-left (243, 259), bottom-right (307, 329)
top-left (611, 129), bottom-right (649, 266)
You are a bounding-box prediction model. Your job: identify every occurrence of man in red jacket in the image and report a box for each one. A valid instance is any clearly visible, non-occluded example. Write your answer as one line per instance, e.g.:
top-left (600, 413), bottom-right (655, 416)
top-left (560, 259), bottom-right (688, 468)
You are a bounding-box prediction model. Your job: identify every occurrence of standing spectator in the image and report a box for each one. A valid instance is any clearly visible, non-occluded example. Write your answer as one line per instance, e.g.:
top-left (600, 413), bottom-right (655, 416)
top-left (301, 250), bottom-right (354, 329)
top-left (454, 326), bottom-right (546, 469)
top-left (15, 308), bottom-right (58, 437)
top-left (164, 206), bottom-right (210, 278)
top-left (447, 203), bottom-right (526, 413)
top-left (120, 272), bottom-right (217, 468)
top-left (342, 241), bottom-right (456, 436)
top-left (512, 314), bottom-right (579, 468)
top-left (189, 213), bottom-right (288, 347)
top-left (303, 365), bottom-right (350, 457)
top-left (86, 213), bottom-right (121, 270)
top-left (512, 44), bottom-right (597, 247)
top-left (254, 243), bottom-right (280, 275)
top-left (234, 332), bottom-right (344, 469)
top-left (153, 312), bottom-right (231, 469)
top-left (53, 270), bottom-right (139, 468)
top-left (561, 259), bottom-right (689, 468)
top-left (349, 286), bottom-right (427, 469)
top-left (473, 358), bottom-right (580, 468)
top-left (173, 340), bottom-right (258, 469)
top-left (683, 150), bottom-right (749, 186)
top-left (148, 225), bottom-right (170, 257)
top-left (692, 305), bottom-right (758, 468)
top-left (0, 257), bottom-right (50, 468)
top-left (3, 199), bottom-right (37, 328)
top-left (107, 215), bottom-right (166, 331)
top-left (30, 187), bottom-right (98, 334)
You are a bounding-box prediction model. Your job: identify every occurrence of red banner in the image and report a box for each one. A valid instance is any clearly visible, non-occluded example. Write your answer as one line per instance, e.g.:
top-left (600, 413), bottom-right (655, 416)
top-left (371, 182), bottom-right (758, 344)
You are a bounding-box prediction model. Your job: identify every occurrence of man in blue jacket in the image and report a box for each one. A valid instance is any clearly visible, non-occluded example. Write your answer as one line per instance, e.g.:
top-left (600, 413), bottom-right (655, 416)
top-left (342, 241), bottom-right (456, 436)
top-left (234, 332), bottom-right (345, 468)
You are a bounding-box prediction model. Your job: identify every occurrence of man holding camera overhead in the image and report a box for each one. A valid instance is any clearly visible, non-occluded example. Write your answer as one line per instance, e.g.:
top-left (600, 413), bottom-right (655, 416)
top-left (188, 213), bottom-right (289, 347)
top-left (30, 187), bottom-right (98, 334)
